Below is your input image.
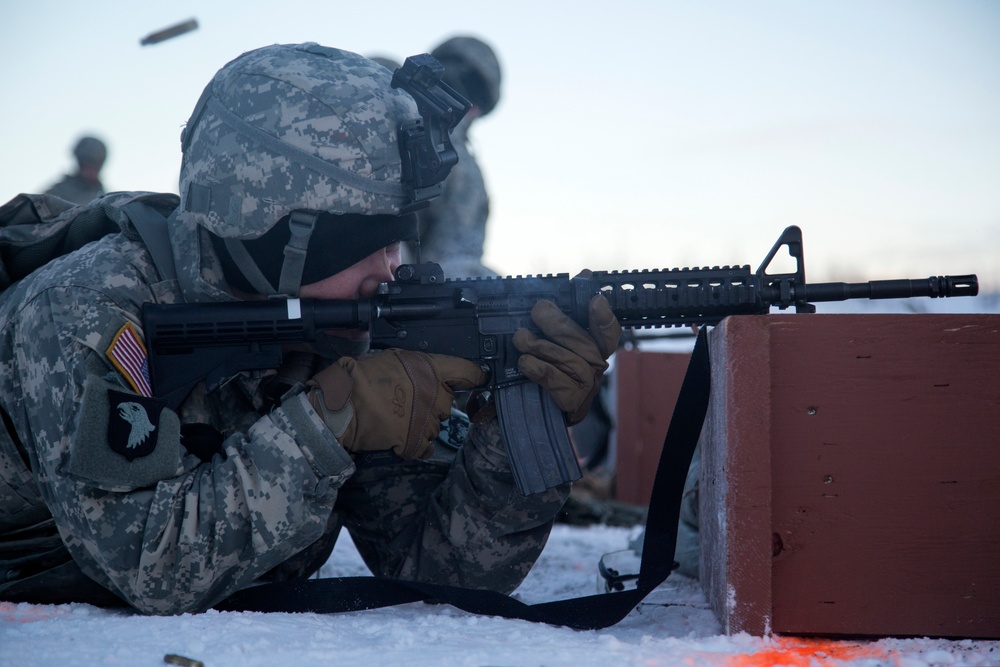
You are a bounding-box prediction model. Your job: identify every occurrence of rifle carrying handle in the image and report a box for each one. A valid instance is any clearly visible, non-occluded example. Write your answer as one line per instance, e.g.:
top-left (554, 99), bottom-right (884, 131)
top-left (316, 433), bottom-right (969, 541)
top-left (494, 383), bottom-right (582, 495)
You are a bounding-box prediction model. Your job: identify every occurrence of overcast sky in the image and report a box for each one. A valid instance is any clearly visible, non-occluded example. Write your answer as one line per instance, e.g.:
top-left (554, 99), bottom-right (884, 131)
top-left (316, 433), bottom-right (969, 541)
top-left (2, 0), bottom-right (998, 291)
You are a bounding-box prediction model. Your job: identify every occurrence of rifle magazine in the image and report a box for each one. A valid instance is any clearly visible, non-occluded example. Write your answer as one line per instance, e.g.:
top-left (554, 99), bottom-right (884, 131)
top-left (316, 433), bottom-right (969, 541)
top-left (495, 383), bottom-right (582, 495)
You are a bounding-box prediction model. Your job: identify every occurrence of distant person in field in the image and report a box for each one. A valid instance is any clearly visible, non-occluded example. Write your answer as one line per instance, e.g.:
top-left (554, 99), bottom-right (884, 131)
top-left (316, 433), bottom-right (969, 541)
top-left (45, 136), bottom-right (108, 205)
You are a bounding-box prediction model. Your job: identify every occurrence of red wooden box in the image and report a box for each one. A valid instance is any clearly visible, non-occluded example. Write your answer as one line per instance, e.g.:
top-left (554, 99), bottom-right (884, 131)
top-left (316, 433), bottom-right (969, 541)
top-left (700, 314), bottom-right (1000, 638)
top-left (614, 346), bottom-right (690, 505)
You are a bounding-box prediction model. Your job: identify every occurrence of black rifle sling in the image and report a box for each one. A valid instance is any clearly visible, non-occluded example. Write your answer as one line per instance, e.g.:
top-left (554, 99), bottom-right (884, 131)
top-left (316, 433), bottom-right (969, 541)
top-left (216, 329), bottom-right (711, 629)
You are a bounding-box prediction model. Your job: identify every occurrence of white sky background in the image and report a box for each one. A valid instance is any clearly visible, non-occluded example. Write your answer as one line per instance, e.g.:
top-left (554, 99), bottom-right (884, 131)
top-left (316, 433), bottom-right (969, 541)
top-left (2, 0), bottom-right (998, 290)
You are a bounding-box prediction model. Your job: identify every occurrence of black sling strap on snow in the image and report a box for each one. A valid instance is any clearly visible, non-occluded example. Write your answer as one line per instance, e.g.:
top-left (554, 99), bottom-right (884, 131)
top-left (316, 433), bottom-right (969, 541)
top-left (216, 329), bottom-right (712, 629)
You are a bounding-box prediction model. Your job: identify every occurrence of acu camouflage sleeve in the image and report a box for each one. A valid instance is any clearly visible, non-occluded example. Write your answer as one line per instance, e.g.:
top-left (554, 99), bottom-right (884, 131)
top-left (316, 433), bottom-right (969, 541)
top-left (341, 416), bottom-right (570, 593)
top-left (16, 285), bottom-right (354, 614)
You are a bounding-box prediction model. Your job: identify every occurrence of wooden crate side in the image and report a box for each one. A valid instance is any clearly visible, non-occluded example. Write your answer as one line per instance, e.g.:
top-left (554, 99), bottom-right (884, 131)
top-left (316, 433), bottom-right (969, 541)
top-left (767, 315), bottom-right (1000, 638)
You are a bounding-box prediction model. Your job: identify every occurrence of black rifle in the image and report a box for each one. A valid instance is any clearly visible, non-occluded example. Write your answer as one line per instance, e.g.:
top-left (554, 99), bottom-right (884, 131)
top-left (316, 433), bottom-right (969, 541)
top-left (142, 226), bottom-right (978, 494)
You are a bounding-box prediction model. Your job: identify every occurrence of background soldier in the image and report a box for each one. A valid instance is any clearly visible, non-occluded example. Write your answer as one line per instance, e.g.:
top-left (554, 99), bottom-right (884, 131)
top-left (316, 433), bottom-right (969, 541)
top-left (45, 135), bottom-right (108, 205)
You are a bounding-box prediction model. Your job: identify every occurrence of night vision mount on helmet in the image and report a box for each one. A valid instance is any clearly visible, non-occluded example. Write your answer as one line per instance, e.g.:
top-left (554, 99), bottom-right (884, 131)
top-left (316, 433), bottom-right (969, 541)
top-left (391, 54), bottom-right (472, 212)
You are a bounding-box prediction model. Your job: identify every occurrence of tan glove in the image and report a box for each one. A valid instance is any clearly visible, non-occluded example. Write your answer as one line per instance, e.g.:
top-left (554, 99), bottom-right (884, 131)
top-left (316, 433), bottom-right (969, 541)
top-left (306, 349), bottom-right (487, 460)
top-left (512, 293), bottom-right (622, 425)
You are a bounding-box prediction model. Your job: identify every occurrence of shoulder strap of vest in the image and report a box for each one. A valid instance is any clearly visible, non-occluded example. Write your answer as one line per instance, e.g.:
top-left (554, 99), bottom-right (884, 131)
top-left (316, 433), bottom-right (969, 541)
top-left (122, 201), bottom-right (177, 283)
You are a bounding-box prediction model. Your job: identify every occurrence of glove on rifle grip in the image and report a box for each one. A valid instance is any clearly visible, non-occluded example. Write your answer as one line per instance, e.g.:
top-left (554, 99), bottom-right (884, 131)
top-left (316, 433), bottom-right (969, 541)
top-left (513, 294), bottom-right (622, 425)
top-left (307, 349), bottom-right (486, 460)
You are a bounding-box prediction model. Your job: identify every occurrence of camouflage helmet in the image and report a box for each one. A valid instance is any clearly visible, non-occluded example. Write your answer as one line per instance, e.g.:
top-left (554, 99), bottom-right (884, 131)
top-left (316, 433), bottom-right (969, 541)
top-left (179, 43), bottom-right (417, 240)
top-left (176, 43), bottom-right (428, 297)
top-left (431, 36), bottom-right (501, 116)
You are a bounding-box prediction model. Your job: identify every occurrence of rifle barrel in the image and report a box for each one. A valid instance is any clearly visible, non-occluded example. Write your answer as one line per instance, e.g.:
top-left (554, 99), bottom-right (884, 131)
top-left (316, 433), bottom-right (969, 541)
top-left (796, 275), bottom-right (979, 302)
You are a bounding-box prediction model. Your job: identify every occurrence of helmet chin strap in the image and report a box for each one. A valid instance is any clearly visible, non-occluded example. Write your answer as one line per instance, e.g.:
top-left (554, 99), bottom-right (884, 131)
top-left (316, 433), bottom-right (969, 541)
top-left (223, 237), bottom-right (277, 296)
top-left (277, 211), bottom-right (318, 296)
top-left (224, 210), bottom-right (319, 297)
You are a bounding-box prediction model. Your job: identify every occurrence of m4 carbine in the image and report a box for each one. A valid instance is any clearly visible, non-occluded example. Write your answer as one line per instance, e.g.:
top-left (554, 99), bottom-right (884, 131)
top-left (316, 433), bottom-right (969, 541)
top-left (142, 226), bottom-right (979, 494)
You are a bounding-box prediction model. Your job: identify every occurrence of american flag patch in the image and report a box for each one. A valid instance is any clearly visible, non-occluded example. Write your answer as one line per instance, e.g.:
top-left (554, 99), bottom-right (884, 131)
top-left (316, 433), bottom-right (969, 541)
top-left (106, 322), bottom-right (152, 397)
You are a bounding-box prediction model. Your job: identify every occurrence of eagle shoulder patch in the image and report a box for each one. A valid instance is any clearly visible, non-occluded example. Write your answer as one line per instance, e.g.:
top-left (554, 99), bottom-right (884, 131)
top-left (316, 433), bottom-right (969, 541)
top-left (108, 389), bottom-right (163, 461)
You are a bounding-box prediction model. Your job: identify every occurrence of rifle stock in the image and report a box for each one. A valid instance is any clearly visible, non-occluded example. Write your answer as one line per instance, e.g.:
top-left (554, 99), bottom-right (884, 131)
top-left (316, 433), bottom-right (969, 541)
top-left (142, 226), bottom-right (979, 494)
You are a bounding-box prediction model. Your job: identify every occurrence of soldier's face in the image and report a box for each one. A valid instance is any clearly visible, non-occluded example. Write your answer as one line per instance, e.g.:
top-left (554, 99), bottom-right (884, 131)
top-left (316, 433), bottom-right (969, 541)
top-left (299, 243), bottom-right (401, 301)
top-left (269, 243), bottom-right (400, 351)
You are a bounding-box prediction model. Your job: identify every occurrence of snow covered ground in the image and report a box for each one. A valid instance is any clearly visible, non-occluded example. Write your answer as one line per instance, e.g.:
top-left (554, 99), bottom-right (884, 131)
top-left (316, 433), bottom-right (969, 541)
top-left (2, 523), bottom-right (997, 667)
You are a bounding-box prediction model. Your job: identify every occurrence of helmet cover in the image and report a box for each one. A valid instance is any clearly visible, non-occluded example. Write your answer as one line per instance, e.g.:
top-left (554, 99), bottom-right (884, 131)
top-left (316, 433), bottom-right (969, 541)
top-left (179, 43), bottom-right (420, 241)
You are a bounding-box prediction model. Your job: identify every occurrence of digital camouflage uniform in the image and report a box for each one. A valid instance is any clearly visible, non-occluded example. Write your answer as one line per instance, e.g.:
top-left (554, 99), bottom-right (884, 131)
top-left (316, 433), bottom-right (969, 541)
top-left (0, 44), bottom-right (568, 615)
